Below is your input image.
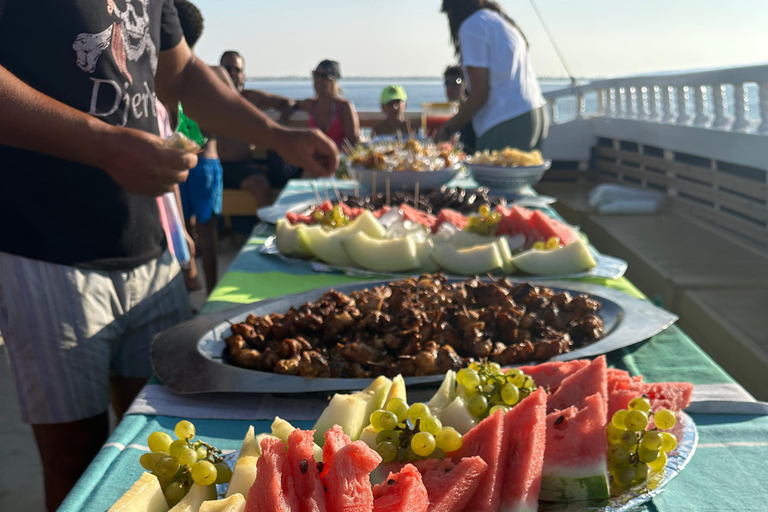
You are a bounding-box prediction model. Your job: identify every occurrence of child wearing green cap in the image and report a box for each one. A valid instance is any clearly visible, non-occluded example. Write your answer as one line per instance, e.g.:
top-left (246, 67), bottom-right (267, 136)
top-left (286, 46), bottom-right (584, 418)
top-left (372, 84), bottom-right (414, 137)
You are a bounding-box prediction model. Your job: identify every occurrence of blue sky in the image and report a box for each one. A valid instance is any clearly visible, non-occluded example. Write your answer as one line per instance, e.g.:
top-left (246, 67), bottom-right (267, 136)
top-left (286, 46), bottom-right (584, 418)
top-left (190, 0), bottom-right (768, 78)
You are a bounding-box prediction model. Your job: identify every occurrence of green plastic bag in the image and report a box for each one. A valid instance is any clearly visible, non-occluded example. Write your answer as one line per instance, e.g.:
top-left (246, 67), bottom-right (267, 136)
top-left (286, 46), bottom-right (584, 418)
top-left (176, 102), bottom-right (207, 147)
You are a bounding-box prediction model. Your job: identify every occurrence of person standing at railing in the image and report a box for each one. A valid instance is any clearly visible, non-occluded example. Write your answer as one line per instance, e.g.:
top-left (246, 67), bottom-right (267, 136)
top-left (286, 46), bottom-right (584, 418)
top-left (436, 0), bottom-right (548, 152)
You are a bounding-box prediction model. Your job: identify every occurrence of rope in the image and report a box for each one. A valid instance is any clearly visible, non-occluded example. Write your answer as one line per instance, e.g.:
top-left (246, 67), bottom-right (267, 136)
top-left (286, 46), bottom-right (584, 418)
top-left (527, 0), bottom-right (580, 91)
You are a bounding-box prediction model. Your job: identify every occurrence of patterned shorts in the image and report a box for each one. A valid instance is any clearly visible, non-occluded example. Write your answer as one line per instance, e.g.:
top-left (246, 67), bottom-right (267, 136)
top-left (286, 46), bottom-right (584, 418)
top-left (0, 250), bottom-right (190, 424)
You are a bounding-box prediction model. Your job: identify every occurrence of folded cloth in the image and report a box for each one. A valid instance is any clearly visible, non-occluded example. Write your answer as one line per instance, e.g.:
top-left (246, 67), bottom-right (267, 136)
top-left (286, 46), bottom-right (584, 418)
top-left (686, 383), bottom-right (768, 415)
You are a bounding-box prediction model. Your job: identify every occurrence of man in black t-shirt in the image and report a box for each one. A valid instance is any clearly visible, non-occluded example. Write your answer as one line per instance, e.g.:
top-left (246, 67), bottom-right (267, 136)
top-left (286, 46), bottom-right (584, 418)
top-left (0, 1), bottom-right (338, 509)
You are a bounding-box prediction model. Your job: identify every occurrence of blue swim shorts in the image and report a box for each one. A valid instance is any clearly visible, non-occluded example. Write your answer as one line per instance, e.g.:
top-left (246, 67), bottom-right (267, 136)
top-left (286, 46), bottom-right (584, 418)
top-left (180, 157), bottom-right (223, 224)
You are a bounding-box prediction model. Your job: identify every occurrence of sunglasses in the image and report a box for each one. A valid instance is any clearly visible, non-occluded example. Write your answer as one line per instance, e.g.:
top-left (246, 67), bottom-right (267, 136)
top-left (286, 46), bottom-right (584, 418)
top-left (445, 77), bottom-right (463, 87)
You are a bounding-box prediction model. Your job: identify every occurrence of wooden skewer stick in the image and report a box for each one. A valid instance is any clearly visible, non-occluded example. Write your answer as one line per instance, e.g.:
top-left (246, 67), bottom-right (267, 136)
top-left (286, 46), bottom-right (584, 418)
top-left (371, 171), bottom-right (377, 200)
top-left (385, 178), bottom-right (391, 207)
top-left (343, 137), bottom-right (354, 154)
top-left (311, 182), bottom-right (322, 205)
top-left (331, 179), bottom-right (344, 204)
top-left (350, 167), bottom-right (359, 198)
top-left (414, 181), bottom-right (420, 213)
top-left (323, 178), bottom-right (330, 202)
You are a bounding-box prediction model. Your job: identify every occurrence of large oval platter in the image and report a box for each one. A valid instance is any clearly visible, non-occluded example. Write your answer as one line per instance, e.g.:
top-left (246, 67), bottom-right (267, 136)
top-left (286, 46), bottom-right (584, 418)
top-left (152, 278), bottom-right (677, 394)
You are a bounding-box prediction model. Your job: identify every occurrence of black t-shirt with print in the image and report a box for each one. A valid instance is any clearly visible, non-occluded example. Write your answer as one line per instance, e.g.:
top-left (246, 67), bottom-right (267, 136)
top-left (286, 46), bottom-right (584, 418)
top-left (0, 0), bottom-right (184, 270)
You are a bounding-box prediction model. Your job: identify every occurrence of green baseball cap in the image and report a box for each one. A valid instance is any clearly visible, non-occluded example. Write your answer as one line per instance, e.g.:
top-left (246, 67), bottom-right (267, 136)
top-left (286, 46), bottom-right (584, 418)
top-left (381, 84), bottom-right (407, 104)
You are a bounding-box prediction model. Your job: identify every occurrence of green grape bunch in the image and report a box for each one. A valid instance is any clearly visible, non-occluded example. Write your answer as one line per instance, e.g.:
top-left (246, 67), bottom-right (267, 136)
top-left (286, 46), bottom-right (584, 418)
top-left (141, 420), bottom-right (232, 507)
top-left (457, 361), bottom-right (536, 421)
top-left (370, 398), bottom-right (463, 463)
top-left (606, 397), bottom-right (679, 493)
top-left (313, 205), bottom-right (350, 228)
top-left (463, 204), bottom-right (503, 236)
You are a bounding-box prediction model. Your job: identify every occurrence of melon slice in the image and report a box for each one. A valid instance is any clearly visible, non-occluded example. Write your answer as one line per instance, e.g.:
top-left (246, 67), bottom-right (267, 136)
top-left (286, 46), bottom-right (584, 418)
top-left (439, 396), bottom-right (477, 435)
top-left (415, 238), bottom-right (440, 272)
top-left (247, 437), bottom-right (299, 512)
top-left (322, 441), bottom-right (382, 512)
top-left (169, 483), bottom-right (217, 512)
top-left (200, 494), bottom-right (245, 512)
top-left (276, 218), bottom-right (311, 257)
top-left (372, 463), bottom-right (429, 512)
top-left (313, 393), bottom-right (371, 445)
top-left (547, 355), bottom-right (608, 415)
top-left (511, 240), bottom-right (596, 276)
top-left (340, 209), bottom-right (388, 238)
top-left (355, 375), bottom-right (393, 425)
top-left (297, 225), bottom-right (355, 267)
top-left (449, 411), bottom-right (507, 512)
top-left (225, 428), bottom-right (275, 498)
top-left (430, 242), bottom-right (503, 276)
top-left (108, 472), bottom-right (168, 512)
top-left (499, 389), bottom-right (547, 512)
top-left (341, 232), bottom-right (419, 272)
top-left (287, 429), bottom-right (327, 512)
top-left (272, 417), bottom-right (323, 461)
top-left (540, 393), bottom-right (610, 503)
top-left (438, 230), bottom-right (494, 248)
top-left (496, 237), bottom-right (516, 275)
top-left (427, 370), bottom-right (457, 415)
top-left (518, 360), bottom-right (590, 393)
top-left (385, 375), bottom-right (407, 406)
top-left (414, 457), bottom-right (488, 512)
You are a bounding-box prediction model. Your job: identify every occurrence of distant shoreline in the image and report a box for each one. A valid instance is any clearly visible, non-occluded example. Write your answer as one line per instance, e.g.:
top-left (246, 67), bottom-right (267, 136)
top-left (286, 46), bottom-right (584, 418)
top-left (246, 76), bottom-right (595, 81)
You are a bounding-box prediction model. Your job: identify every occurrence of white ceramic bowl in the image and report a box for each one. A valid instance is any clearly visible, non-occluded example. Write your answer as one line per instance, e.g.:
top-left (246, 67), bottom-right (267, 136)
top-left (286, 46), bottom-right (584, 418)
top-left (467, 160), bottom-right (552, 191)
top-left (352, 164), bottom-right (463, 191)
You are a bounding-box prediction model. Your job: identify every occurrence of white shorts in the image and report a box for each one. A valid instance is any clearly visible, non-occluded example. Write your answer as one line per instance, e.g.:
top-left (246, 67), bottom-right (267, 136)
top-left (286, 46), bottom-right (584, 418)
top-left (0, 250), bottom-right (190, 424)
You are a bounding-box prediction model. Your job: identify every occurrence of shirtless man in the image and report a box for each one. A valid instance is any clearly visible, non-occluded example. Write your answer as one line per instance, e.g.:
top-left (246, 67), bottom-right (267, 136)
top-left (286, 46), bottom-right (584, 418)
top-left (372, 84), bottom-right (414, 138)
top-left (218, 51), bottom-right (297, 206)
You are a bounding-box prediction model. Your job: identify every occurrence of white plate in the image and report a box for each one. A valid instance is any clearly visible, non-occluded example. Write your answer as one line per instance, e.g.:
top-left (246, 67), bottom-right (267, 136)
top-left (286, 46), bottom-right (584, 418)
top-left (468, 160), bottom-right (552, 191)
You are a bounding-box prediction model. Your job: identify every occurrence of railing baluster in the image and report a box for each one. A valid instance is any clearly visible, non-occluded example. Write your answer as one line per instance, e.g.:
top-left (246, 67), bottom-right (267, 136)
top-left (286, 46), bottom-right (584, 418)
top-left (578, 90), bottom-right (585, 119)
top-left (693, 85), bottom-right (711, 127)
top-left (548, 99), bottom-right (557, 125)
top-left (732, 83), bottom-right (750, 131)
top-left (622, 87), bottom-right (632, 118)
top-left (711, 84), bottom-right (731, 129)
top-left (636, 86), bottom-right (647, 119)
top-left (757, 82), bottom-right (768, 134)
top-left (676, 86), bottom-right (692, 124)
top-left (649, 85), bottom-right (660, 120)
top-left (596, 89), bottom-right (606, 115)
top-left (608, 88), bottom-right (617, 116)
top-left (661, 85), bottom-right (675, 123)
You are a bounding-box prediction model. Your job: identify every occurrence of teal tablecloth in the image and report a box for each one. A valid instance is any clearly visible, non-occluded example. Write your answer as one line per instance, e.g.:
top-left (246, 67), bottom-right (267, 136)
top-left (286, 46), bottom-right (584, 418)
top-left (61, 179), bottom-right (768, 512)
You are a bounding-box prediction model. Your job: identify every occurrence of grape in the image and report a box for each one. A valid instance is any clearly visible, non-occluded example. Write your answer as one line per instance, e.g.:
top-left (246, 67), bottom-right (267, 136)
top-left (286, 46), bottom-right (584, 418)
top-left (478, 204), bottom-right (490, 218)
top-left (386, 398), bottom-right (409, 423)
top-left (641, 431), bottom-right (663, 451)
top-left (468, 394), bottom-right (489, 417)
top-left (618, 430), bottom-right (639, 448)
top-left (191, 460), bottom-right (217, 485)
top-left (148, 431), bottom-right (173, 453)
top-left (148, 452), bottom-right (166, 472)
top-left (396, 448), bottom-right (408, 463)
top-left (487, 362), bottom-right (502, 373)
top-left (654, 409), bottom-right (676, 430)
top-left (628, 397), bottom-right (651, 413)
top-left (532, 241), bottom-right (546, 251)
top-left (164, 481), bottom-right (187, 507)
top-left (377, 441), bottom-right (397, 463)
top-left (545, 236), bottom-right (560, 250)
top-left (435, 428), bottom-right (463, 452)
top-left (177, 446), bottom-right (198, 467)
top-left (634, 463), bottom-right (649, 482)
top-left (481, 384), bottom-right (495, 395)
top-left (500, 383), bottom-right (520, 406)
top-left (376, 429), bottom-right (400, 447)
top-left (486, 212), bottom-right (502, 226)
top-left (408, 403), bottom-right (430, 426)
top-left (489, 405), bottom-right (510, 415)
top-left (404, 446), bottom-right (419, 462)
top-left (638, 447), bottom-right (659, 463)
top-left (432, 447), bottom-right (446, 460)
top-left (411, 432), bottom-right (436, 457)
top-left (608, 444), bottom-right (631, 465)
top-left (370, 410), bottom-right (386, 431)
top-left (660, 432), bottom-right (677, 452)
top-left (169, 439), bottom-right (188, 459)
top-left (175, 420), bottom-right (196, 441)
top-left (611, 410), bottom-right (629, 430)
top-left (468, 361), bottom-right (481, 371)
top-left (610, 464), bottom-right (635, 487)
top-left (379, 411), bottom-right (398, 431)
top-left (420, 416), bottom-right (443, 436)
top-left (457, 368), bottom-right (480, 390)
top-left (506, 371), bottom-right (525, 388)
top-left (155, 455), bottom-right (180, 478)
top-left (214, 462), bottom-right (233, 484)
top-left (606, 424), bottom-right (624, 445)
top-left (313, 211), bottom-right (324, 222)
top-left (625, 410), bottom-right (649, 431)
top-left (196, 445), bottom-right (208, 460)
top-left (139, 453), bottom-right (153, 471)
top-left (648, 451), bottom-right (667, 471)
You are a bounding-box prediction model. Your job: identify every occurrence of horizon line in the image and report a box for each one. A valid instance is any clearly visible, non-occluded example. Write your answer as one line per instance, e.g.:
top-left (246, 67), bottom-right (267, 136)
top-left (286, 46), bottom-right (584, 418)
top-left (244, 75), bottom-right (598, 81)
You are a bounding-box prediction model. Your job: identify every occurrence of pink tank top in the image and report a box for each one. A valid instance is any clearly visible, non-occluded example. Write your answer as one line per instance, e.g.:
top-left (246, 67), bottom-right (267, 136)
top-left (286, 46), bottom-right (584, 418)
top-left (309, 100), bottom-right (345, 148)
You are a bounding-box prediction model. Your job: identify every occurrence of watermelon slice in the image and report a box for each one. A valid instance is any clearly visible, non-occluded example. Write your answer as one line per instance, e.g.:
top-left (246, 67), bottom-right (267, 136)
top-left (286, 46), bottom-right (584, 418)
top-left (449, 410), bottom-right (506, 512)
top-left (372, 463), bottom-right (429, 512)
top-left (518, 360), bottom-right (590, 393)
top-left (499, 206), bottom-right (539, 241)
top-left (412, 457), bottom-right (488, 512)
top-left (400, 204), bottom-right (437, 229)
top-left (247, 437), bottom-right (298, 512)
top-left (643, 382), bottom-right (693, 412)
top-left (498, 389), bottom-right (547, 512)
top-left (287, 430), bottom-right (327, 512)
top-left (286, 211), bottom-right (314, 225)
top-left (321, 425), bottom-right (351, 479)
top-left (434, 208), bottom-right (468, 232)
top-left (540, 393), bottom-right (610, 503)
top-left (607, 369), bottom-right (644, 418)
top-left (546, 356), bottom-right (608, 415)
top-left (322, 441), bottom-right (382, 512)
top-left (373, 206), bottom-right (392, 218)
top-left (530, 211), bottom-right (579, 246)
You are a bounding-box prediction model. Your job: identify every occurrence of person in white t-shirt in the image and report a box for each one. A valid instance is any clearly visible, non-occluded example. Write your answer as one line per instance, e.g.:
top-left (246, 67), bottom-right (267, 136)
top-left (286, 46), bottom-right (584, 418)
top-left (437, 0), bottom-right (548, 152)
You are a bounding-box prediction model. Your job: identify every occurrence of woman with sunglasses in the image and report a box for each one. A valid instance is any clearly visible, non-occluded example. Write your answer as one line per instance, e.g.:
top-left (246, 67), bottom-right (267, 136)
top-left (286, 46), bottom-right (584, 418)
top-left (437, 0), bottom-right (548, 152)
top-left (295, 60), bottom-right (360, 151)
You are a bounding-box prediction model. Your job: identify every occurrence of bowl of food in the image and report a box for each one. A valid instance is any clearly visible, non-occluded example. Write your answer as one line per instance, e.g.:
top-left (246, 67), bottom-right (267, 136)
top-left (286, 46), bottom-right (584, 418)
top-left (466, 147), bottom-right (551, 191)
top-left (349, 139), bottom-right (465, 191)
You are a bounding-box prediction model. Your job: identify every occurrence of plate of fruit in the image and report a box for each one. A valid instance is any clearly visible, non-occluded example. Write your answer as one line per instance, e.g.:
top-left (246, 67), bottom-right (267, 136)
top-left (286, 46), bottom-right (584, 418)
top-left (111, 359), bottom-right (696, 511)
top-left (151, 275), bottom-right (677, 394)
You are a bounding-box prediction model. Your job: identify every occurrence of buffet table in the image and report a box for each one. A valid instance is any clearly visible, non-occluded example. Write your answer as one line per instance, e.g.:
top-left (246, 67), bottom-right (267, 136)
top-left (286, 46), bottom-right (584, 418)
top-left (60, 179), bottom-right (768, 512)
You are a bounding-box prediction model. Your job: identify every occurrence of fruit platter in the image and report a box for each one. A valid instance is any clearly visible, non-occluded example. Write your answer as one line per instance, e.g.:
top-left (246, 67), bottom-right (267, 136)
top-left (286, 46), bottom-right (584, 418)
top-left (151, 275), bottom-right (678, 394)
top-left (264, 201), bottom-right (627, 280)
top-left (110, 358), bottom-right (697, 511)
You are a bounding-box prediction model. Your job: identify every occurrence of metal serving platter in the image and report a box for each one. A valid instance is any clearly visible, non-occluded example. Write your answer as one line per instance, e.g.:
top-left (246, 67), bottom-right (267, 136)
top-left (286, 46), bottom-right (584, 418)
top-left (152, 278), bottom-right (678, 394)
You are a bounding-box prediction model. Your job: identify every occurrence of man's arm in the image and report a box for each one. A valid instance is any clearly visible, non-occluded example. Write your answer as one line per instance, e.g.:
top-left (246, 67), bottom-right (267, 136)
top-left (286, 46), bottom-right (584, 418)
top-left (243, 89), bottom-right (295, 112)
top-left (0, 64), bottom-right (196, 195)
top-left (156, 40), bottom-right (337, 176)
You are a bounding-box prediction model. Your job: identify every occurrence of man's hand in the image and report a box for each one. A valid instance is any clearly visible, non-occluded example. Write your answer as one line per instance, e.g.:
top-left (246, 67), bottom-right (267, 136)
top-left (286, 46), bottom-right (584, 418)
top-left (272, 127), bottom-right (339, 177)
top-left (97, 126), bottom-right (197, 196)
